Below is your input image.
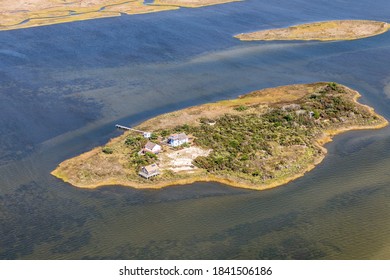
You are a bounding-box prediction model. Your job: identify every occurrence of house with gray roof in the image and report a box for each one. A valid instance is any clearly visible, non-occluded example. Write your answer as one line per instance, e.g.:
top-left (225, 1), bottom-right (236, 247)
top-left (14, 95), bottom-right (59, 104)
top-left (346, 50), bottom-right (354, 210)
top-left (167, 133), bottom-right (189, 147)
top-left (139, 163), bottom-right (160, 179)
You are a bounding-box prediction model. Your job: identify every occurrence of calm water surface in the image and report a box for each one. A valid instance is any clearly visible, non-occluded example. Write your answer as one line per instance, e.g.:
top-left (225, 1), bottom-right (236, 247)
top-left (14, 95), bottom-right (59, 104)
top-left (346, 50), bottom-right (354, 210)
top-left (0, 0), bottom-right (390, 259)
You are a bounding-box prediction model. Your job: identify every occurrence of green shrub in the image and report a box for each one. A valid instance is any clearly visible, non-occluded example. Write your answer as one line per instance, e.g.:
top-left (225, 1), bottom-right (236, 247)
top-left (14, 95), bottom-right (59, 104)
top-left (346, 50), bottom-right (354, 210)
top-left (182, 142), bottom-right (190, 148)
top-left (160, 130), bottom-right (170, 137)
top-left (125, 136), bottom-right (136, 146)
top-left (328, 82), bottom-right (338, 90)
top-left (229, 140), bottom-right (240, 149)
top-left (150, 133), bottom-right (158, 140)
top-left (240, 154), bottom-right (249, 161)
top-left (145, 152), bottom-right (157, 160)
top-left (284, 114), bottom-right (293, 122)
top-left (102, 147), bottom-right (113, 154)
top-left (234, 105), bottom-right (248, 111)
top-left (313, 110), bottom-right (320, 119)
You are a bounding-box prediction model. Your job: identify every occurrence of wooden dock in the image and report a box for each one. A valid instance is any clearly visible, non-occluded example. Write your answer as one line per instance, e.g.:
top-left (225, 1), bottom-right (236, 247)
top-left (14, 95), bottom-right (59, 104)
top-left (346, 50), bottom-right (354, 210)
top-left (115, 124), bottom-right (151, 138)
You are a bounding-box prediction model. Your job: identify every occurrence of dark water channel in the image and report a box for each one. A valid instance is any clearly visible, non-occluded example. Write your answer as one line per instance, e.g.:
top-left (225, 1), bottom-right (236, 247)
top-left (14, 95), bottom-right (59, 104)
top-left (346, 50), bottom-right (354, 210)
top-left (0, 0), bottom-right (389, 259)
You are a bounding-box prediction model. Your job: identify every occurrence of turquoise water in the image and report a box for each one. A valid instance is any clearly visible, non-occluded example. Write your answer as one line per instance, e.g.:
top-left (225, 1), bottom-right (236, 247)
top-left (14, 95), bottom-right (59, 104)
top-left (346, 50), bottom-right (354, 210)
top-left (0, 0), bottom-right (389, 259)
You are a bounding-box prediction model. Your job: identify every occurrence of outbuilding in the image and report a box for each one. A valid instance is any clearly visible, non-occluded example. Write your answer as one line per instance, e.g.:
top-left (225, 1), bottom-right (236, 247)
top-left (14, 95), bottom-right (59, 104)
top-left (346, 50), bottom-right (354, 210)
top-left (143, 141), bottom-right (162, 154)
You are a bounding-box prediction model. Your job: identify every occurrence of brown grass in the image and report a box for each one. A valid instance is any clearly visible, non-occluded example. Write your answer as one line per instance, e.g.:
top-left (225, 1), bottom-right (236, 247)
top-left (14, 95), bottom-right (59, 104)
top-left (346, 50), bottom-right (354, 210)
top-left (137, 83), bottom-right (316, 131)
top-left (235, 20), bottom-right (390, 42)
top-left (153, 0), bottom-right (242, 8)
top-left (51, 82), bottom-right (388, 191)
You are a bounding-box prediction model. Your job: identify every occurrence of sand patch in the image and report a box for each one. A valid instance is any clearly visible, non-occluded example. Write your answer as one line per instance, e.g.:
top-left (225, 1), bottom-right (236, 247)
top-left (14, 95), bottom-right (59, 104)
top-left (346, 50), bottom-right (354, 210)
top-left (160, 146), bottom-right (211, 172)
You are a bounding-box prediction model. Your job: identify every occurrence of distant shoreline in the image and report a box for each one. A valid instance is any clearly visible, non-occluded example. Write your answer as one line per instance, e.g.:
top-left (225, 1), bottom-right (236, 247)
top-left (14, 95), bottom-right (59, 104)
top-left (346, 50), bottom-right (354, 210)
top-left (0, 0), bottom-right (241, 31)
top-left (235, 20), bottom-right (390, 41)
top-left (51, 83), bottom-right (388, 191)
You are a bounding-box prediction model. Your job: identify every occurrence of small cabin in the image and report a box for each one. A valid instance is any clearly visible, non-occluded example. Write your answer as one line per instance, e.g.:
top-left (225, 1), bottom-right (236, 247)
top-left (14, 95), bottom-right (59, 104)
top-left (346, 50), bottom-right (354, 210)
top-left (139, 163), bottom-right (160, 179)
top-left (168, 133), bottom-right (189, 147)
top-left (143, 132), bottom-right (152, 138)
top-left (143, 141), bottom-right (162, 154)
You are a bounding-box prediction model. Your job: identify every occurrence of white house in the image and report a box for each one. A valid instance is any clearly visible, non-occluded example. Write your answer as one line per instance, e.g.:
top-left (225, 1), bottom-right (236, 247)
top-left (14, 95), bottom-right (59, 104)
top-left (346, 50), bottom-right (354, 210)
top-left (168, 133), bottom-right (189, 147)
top-left (139, 163), bottom-right (160, 179)
top-left (143, 141), bottom-right (162, 154)
top-left (143, 132), bottom-right (152, 138)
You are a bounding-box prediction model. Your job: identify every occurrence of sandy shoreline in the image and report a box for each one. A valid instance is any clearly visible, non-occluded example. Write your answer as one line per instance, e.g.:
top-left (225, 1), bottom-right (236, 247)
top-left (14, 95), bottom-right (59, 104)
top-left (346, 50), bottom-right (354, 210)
top-left (51, 83), bottom-right (388, 191)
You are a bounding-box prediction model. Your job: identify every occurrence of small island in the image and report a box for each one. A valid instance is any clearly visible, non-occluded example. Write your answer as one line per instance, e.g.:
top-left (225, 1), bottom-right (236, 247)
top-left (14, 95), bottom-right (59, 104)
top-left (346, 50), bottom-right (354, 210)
top-left (0, 0), bottom-right (241, 31)
top-left (235, 20), bottom-right (390, 41)
top-left (153, 0), bottom-right (241, 8)
top-left (52, 82), bottom-right (387, 190)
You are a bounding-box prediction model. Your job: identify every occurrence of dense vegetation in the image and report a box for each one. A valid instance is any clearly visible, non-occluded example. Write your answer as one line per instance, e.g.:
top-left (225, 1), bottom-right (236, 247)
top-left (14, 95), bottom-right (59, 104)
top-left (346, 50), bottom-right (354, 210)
top-left (146, 83), bottom-right (377, 183)
top-left (122, 135), bottom-right (157, 170)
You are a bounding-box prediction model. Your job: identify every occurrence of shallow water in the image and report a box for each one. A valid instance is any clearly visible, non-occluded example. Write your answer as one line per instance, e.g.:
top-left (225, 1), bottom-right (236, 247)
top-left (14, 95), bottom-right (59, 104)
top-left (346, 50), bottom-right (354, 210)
top-left (0, 0), bottom-right (390, 259)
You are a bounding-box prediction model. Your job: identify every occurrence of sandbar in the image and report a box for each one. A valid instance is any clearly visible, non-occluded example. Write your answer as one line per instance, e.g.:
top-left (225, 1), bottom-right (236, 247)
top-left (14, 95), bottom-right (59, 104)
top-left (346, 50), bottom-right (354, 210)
top-left (235, 20), bottom-right (390, 41)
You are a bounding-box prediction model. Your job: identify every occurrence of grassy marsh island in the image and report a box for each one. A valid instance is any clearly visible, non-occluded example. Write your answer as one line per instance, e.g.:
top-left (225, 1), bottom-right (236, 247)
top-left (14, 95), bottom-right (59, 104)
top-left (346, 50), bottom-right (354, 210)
top-left (0, 0), bottom-right (241, 31)
top-left (52, 82), bottom-right (387, 190)
top-left (153, 0), bottom-right (242, 8)
top-left (235, 20), bottom-right (390, 41)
